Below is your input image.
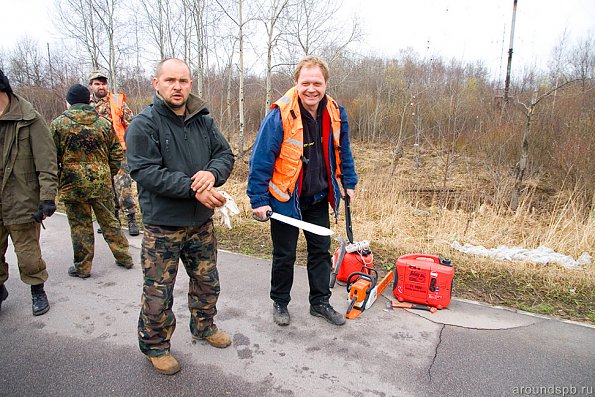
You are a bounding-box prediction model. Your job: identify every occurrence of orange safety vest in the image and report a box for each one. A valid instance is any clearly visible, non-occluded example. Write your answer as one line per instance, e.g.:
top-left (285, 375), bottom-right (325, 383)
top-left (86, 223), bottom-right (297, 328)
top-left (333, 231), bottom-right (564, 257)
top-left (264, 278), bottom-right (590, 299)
top-left (108, 93), bottom-right (127, 150)
top-left (268, 87), bottom-right (342, 202)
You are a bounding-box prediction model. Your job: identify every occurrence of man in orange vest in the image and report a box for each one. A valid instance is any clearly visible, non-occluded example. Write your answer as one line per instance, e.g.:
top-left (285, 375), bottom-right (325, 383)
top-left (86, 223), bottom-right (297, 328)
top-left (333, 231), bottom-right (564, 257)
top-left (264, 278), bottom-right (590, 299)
top-left (247, 56), bottom-right (358, 327)
top-left (88, 70), bottom-right (140, 236)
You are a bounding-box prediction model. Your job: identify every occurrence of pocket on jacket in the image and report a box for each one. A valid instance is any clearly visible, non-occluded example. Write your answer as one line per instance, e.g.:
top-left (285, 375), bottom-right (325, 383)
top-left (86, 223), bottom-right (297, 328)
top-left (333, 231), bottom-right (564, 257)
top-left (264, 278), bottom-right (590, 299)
top-left (17, 127), bottom-right (33, 158)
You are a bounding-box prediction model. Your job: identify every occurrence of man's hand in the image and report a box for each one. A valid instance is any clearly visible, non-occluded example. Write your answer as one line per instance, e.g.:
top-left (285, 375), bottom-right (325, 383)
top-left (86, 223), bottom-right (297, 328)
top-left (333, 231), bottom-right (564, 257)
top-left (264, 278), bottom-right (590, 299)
top-left (39, 200), bottom-right (57, 219)
top-left (194, 188), bottom-right (226, 209)
top-left (191, 170), bottom-right (215, 193)
top-left (344, 189), bottom-right (355, 201)
top-left (252, 205), bottom-right (272, 221)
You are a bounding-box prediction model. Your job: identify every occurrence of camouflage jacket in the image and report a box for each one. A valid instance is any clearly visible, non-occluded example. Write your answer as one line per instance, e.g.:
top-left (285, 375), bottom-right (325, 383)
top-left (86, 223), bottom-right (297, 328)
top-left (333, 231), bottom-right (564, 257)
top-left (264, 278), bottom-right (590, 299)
top-left (51, 104), bottom-right (123, 202)
top-left (91, 94), bottom-right (134, 128)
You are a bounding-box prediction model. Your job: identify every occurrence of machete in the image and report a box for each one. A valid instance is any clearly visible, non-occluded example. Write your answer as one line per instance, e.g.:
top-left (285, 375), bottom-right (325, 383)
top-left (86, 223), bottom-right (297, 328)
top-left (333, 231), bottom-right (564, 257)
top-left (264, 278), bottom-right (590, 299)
top-left (253, 210), bottom-right (334, 236)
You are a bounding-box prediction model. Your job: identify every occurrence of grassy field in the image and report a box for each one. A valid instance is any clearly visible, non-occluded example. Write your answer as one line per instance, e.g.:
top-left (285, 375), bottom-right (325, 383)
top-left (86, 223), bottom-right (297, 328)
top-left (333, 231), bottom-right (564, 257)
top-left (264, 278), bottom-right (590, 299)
top-left (213, 142), bottom-right (595, 324)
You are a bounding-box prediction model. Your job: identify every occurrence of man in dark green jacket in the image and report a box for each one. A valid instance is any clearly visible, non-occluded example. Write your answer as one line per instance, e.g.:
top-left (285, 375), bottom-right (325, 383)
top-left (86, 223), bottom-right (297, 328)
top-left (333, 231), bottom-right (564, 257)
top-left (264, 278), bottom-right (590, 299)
top-left (127, 58), bottom-right (234, 376)
top-left (0, 69), bottom-right (58, 316)
top-left (51, 84), bottom-right (133, 278)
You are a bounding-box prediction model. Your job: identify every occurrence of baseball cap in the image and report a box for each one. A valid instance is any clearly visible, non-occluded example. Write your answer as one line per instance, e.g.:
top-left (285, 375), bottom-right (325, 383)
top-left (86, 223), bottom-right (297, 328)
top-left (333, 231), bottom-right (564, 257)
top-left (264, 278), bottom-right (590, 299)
top-left (88, 70), bottom-right (108, 82)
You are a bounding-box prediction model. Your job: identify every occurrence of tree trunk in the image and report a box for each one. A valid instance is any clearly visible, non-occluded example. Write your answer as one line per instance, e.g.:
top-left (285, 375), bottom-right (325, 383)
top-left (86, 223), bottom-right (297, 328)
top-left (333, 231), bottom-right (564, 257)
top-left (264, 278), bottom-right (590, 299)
top-left (237, 0), bottom-right (245, 158)
top-left (511, 90), bottom-right (537, 210)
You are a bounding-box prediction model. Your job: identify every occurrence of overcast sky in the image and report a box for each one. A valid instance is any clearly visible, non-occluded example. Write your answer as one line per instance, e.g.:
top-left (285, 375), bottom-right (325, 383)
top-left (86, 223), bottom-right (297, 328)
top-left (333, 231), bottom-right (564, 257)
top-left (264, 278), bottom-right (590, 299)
top-left (2, 0), bottom-right (594, 82)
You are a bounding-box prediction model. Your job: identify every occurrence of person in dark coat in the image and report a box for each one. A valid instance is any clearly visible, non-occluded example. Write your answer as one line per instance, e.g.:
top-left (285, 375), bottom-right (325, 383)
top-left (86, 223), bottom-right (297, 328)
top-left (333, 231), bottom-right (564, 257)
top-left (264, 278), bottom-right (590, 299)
top-left (126, 58), bottom-right (235, 376)
top-left (0, 69), bottom-right (58, 316)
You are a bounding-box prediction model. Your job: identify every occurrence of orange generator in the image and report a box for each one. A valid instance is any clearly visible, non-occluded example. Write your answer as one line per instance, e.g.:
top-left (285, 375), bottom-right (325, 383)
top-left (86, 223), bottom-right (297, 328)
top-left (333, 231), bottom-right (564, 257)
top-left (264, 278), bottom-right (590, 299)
top-left (332, 241), bottom-right (374, 283)
top-left (393, 254), bottom-right (454, 309)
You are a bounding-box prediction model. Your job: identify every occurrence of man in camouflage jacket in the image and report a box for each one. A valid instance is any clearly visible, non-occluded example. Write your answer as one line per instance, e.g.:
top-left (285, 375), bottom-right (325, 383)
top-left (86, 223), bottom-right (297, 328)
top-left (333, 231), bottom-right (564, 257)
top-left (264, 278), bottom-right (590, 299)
top-left (89, 70), bottom-right (140, 236)
top-left (51, 84), bottom-right (133, 278)
top-left (0, 69), bottom-right (58, 316)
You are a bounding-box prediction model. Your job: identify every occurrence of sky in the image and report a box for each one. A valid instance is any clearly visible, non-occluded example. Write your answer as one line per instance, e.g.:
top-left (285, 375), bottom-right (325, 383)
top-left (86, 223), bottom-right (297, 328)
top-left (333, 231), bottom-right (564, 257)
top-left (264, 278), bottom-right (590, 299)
top-left (1, 0), bottom-right (594, 82)
top-left (343, 0), bottom-right (595, 80)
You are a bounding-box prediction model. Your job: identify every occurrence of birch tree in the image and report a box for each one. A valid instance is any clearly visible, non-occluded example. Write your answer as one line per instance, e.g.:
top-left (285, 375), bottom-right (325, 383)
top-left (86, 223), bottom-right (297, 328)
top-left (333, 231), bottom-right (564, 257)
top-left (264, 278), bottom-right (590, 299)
top-left (54, 0), bottom-right (128, 91)
top-left (138, 0), bottom-right (181, 60)
top-left (256, 0), bottom-right (291, 113)
top-left (55, 0), bottom-right (101, 69)
top-left (215, 0), bottom-right (249, 157)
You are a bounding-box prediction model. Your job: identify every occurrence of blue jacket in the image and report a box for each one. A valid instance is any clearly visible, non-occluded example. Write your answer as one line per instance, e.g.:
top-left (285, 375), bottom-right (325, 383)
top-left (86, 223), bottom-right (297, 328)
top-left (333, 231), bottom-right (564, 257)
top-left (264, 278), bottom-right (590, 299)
top-left (247, 102), bottom-right (357, 220)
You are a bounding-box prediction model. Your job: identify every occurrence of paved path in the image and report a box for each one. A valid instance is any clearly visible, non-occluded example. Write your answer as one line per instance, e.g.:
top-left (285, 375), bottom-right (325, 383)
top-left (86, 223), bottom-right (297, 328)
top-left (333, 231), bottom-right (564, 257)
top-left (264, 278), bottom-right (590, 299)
top-left (1, 214), bottom-right (593, 397)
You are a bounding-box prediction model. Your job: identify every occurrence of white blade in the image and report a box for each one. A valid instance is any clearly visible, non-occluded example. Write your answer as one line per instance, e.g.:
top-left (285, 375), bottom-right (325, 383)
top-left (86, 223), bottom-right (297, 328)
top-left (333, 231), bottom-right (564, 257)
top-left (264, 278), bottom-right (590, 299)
top-left (270, 212), bottom-right (334, 236)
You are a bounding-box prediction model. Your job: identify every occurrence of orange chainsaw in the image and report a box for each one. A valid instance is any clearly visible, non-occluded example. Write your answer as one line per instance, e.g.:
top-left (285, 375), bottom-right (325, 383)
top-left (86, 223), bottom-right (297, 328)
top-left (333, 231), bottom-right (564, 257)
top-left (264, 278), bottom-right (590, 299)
top-left (345, 267), bottom-right (394, 320)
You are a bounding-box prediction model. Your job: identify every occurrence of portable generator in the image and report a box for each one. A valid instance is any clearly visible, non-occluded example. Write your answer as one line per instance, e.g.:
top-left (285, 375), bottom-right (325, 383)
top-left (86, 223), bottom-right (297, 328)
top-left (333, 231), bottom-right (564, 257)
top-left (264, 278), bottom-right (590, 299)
top-left (332, 240), bottom-right (374, 283)
top-left (393, 254), bottom-right (454, 309)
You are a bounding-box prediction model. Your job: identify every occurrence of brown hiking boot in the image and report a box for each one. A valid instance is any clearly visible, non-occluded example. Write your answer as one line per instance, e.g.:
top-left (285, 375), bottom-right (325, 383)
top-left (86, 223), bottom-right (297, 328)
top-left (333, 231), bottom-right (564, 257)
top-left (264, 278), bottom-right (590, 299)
top-left (206, 329), bottom-right (231, 348)
top-left (193, 328), bottom-right (232, 348)
top-left (147, 353), bottom-right (180, 375)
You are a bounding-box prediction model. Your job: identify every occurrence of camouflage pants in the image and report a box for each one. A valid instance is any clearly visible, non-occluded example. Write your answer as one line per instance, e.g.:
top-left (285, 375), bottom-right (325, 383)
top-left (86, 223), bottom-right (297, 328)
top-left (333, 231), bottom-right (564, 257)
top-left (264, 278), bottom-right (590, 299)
top-left (113, 156), bottom-right (138, 216)
top-left (64, 199), bottom-right (133, 274)
top-left (0, 207), bottom-right (47, 285)
top-left (138, 220), bottom-right (220, 357)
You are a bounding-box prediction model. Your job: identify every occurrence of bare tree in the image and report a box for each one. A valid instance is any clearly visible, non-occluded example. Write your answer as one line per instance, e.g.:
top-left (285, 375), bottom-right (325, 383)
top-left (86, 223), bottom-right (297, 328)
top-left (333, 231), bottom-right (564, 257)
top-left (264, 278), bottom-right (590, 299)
top-left (184, 0), bottom-right (206, 96)
top-left (255, 0), bottom-right (291, 113)
top-left (90, 0), bottom-right (119, 91)
top-left (510, 79), bottom-right (580, 210)
top-left (8, 37), bottom-right (45, 86)
top-left (54, 0), bottom-right (131, 91)
top-left (283, 0), bottom-right (360, 62)
top-left (55, 0), bottom-right (101, 68)
top-left (138, 0), bottom-right (180, 60)
top-left (215, 0), bottom-right (250, 157)
top-left (569, 35), bottom-right (595, 93)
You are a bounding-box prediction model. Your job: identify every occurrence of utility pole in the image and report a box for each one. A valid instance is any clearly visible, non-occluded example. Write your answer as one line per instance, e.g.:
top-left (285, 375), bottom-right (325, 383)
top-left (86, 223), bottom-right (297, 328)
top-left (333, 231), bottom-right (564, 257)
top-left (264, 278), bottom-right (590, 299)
top-left (503, 0), bottom-right (518, 102)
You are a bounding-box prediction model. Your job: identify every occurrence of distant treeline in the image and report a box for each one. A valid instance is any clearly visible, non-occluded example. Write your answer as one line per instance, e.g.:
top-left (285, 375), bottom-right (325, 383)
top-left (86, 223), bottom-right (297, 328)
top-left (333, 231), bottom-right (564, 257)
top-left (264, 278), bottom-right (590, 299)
top-left (1, 0), bottom-right (593, 212)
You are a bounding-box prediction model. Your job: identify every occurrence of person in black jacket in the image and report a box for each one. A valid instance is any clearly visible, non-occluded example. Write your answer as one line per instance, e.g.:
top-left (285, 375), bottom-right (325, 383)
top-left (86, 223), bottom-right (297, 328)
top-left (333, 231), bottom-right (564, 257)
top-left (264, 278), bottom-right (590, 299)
top-left (126, 58), bottom-right (235, 376)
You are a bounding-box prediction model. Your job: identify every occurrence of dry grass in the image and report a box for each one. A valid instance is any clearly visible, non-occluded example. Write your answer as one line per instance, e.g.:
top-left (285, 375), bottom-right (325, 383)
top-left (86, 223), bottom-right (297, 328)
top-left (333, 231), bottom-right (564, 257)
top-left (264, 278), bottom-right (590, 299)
top-left (216, 142), bottom-right (595, 324)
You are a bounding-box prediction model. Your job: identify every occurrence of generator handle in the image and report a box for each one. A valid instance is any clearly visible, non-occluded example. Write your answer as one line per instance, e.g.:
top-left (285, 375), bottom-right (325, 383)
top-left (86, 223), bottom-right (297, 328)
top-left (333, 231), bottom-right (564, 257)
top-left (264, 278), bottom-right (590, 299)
top-left (402, 254), bottom-right (441, 264)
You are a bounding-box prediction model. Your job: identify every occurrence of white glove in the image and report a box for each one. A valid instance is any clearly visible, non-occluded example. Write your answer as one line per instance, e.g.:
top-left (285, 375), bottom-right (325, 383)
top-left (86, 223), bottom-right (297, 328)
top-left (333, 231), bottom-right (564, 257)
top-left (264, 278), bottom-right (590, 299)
top-left (215, 191), bottom-right (240, 229)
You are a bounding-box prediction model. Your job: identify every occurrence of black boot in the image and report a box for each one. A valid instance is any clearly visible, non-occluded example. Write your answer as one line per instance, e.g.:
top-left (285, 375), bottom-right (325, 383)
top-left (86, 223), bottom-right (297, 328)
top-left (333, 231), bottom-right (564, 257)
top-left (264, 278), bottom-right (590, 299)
top-left (127, 213), bottom-right (140, 236)
top-left (31, 283), bottom-right (50, 316)
top-left (0, 284), bottom-right (8, 312)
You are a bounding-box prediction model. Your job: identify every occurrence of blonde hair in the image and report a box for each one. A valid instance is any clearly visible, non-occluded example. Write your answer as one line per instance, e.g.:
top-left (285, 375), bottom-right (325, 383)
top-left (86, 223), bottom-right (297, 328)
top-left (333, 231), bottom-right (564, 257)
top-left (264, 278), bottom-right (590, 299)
top-left (293, 55), bottom-right (329, 82)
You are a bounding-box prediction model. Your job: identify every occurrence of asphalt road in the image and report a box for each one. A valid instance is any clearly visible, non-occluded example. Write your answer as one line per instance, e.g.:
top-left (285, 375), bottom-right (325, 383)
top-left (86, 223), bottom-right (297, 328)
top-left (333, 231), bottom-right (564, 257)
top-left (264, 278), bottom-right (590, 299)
top-left (0, 214), bottom-right (593, 397)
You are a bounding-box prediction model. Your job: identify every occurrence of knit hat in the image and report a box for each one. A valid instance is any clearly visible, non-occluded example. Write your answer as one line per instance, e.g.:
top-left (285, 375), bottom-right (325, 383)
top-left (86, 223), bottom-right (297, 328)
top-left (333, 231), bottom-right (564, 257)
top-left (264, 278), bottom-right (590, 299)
top-left (0, 69), bottom-right (13, 95)
top-left (66, 84), bottom-right (91, 105)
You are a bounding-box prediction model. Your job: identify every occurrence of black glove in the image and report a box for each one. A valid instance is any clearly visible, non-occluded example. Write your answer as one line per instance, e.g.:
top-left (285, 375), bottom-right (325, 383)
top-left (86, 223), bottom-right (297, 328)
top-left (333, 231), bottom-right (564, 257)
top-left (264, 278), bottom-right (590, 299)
top-left (39, 200), bottom-right (56, 217)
